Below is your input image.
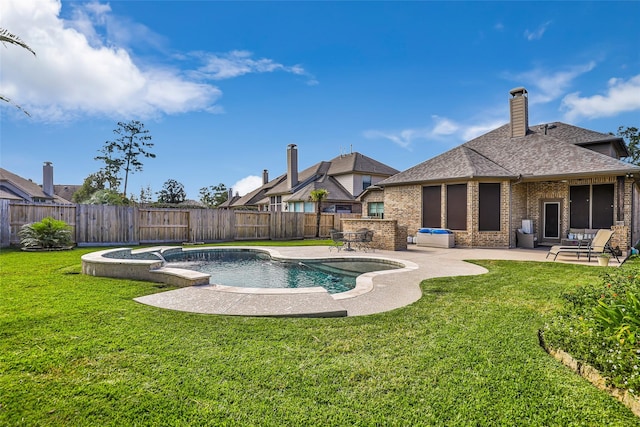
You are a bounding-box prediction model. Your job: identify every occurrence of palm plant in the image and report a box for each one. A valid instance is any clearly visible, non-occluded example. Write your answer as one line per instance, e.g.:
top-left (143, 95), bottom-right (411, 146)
top-left (18, 217), bottom-right (73, 249)
top-left (309, 188), bottom-right (329, 238)
top-left (1, 28), bottom-right (36, 115)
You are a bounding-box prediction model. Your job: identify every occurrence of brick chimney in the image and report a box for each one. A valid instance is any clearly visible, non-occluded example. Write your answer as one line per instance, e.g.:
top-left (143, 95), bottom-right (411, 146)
top-left (287, 144), bottom-right (298, 190)
top-left (509, 87), bottom-right (529, 137)
top-left (42, 161), bottom-right (54, 197)
top-left (262, 169), bottom-right (269, 185)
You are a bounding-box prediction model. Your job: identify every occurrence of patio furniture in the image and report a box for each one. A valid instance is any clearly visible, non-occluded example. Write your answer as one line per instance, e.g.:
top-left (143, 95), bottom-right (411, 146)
top-left (354, 229), bottom-right (375, 252)
top-left (329, 229), bottom-right (345, 252)
top-left (560, 228), bottom-right (597, 246)
top-left (340, 230), bottom-right (368, 252)
top-left (415, 228), bottom-right (454, 248)
top-left (515, 229), bottom-right (537, 248)
top-left (546, 229), bottom-right (619, 263)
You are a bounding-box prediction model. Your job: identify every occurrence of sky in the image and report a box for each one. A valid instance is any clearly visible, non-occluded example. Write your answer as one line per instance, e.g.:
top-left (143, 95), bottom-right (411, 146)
top-left (1, 0), bottom-right (639, 201)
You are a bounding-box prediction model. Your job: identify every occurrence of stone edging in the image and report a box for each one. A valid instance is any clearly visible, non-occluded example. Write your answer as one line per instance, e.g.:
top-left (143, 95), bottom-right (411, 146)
top-left (538, 330), bottom-right (640, 417)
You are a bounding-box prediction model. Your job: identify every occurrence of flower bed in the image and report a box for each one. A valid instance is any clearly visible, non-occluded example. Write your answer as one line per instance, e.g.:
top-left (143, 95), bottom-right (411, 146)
top-left (542, 256), bottom-right (640, 415)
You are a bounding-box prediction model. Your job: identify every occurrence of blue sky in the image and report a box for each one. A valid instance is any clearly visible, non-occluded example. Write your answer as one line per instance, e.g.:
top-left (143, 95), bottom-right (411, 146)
top-left (2, 0), bottom-right (639, 200)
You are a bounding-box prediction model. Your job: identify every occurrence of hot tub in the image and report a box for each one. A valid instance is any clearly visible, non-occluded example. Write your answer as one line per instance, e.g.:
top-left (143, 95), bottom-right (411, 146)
top-left (415, 228), bottom-right (455, 248)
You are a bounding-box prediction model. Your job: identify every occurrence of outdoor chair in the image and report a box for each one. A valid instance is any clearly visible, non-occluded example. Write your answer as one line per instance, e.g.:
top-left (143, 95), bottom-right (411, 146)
top-left (546, 229), bottom-right (619, 263)
top-left (329, 229), bottom-right (345, 252)
top-left (355, 229), bottom-right (375, 252)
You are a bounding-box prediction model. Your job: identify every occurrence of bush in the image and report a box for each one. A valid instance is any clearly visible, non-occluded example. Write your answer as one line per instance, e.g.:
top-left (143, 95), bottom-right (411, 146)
top-left (18, 217), bottom-right (73, 249)
top-left (543, 257), bottom-right (640, 394)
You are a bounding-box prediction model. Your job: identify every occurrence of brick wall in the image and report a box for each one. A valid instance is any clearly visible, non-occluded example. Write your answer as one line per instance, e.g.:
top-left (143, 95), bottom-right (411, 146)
top-left (360, 188), bottom-right (385, 217)
top-left (384, 185), bottom-right (422, 234)
top-left (382, 176), bottom-right (634, 249)
top-left (341, 218), bottom-right (408, 251)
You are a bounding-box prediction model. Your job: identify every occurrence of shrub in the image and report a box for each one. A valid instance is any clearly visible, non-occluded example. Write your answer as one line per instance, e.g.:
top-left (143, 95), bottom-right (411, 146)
top-left (18, 217), bottom-right (73, 249)
top-left (543, 257), bottom-right (640, 394)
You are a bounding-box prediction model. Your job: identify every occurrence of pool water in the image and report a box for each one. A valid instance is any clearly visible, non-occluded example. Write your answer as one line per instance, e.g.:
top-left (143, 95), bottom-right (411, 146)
top-left (162, 249), bottom-right (399, 294)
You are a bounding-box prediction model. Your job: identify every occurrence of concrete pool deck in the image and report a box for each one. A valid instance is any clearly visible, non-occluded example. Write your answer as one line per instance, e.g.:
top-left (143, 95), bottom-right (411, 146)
top-left (133, 244), bottom-right (620, 318)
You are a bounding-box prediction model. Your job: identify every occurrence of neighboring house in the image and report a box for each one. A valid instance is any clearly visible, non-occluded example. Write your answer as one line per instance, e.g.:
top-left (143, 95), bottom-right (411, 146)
top-left (0, 162), bottom-right (73, 204)
top-left (375, 87), bottom-right (640, 250)
top-left (227, 144), bottom-right (399, 213)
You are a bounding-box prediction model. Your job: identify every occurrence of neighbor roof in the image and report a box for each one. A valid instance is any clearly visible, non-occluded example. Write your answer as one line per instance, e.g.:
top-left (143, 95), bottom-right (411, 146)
top-left (380, 122), bottom-right (639, 186)
top-left (266, 152), bottom-right (398, 197)
top-left (0, 167), bottom-right (71, 203)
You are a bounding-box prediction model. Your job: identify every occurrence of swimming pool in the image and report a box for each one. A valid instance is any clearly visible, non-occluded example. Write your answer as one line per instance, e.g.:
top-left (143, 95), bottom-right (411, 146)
top-left (162, 248), bottom-right (399, 294)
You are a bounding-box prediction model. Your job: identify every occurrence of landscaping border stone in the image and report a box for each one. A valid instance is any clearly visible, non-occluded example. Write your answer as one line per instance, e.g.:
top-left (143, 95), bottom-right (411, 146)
top-left (538, 330), bottom-right (640, 417)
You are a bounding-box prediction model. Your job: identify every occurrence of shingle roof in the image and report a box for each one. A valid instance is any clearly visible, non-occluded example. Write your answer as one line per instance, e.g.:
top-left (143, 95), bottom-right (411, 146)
top-left (327, 152), bottom-right (400, 176)
top-left (266, 162), bottom-right (331, 196)
top-left (228, 174), bottom-right (286, 207)
top-left (229, 151), bottom-right (397, 208)
top-left (380, 122), bottom-right (640, 186)
top-left (287, 175), bottom-right (354, 202)
top-left (265, 152), bottom-right (398, 197)
top-left (0, 167), bottom-right (71, 203)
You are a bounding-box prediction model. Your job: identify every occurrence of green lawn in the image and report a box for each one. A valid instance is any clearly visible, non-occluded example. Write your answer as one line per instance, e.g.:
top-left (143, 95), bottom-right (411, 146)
top-left (1, 245), bottom-right (639, 426)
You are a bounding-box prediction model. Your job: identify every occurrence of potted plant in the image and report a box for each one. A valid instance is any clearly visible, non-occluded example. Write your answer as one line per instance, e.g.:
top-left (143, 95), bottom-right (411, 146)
top-left (597, 253), bottom-right (611, 266)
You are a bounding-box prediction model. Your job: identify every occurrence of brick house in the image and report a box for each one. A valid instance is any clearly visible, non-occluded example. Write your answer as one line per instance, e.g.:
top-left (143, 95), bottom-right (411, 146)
top-left (372, 88), bottom-right (640, 250)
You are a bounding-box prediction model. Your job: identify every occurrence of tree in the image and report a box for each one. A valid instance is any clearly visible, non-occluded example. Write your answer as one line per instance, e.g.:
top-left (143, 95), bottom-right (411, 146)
top-left (72, 170), bottom-right (121, 203)
top-left (87, 189), bottom-right (128, 205)
top-left (157, 179), bottom-right (187, 204)
top-left (1, 28), bottom-right (36, 116)
top-left (199, 184), bottom-right (228, 208)
top-left (310, 188), bottom-right (329, 238)
top-left (136, 185), bottom-right (154, 205)
top-left (95, 120), bottom-right (155, 197)
top-left (618, 126), bottom-right (640, 166)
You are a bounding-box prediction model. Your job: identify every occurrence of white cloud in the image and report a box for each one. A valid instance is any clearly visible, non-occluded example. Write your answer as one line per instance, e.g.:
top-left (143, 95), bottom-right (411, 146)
top-left (364, 114), bottom-right (507, 150)
top-left (431, 115), bottom-right (459, 136)
top-left (508, 62), bottom-right (597, 103)
top-left (462, 120), bottom-right (506, 141)
top-left (231, 175), bottom-right (263, 196)
top-left (524, 21), bottom-right (552, 41)
top-left (195, 50), bottom-right (315, 84)
top-left (0, 0), bottom-right (221, 122)
top-left (561, 74), bottom-right (640, 121)
top-left (0, 0), bottom-right (312, 122)
top-left (363, 129), bottom-right (428, 149)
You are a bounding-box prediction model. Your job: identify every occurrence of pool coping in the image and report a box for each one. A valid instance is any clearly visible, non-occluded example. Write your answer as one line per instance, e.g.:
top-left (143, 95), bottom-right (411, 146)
top-left (81, 246), bottom-right (419, 317)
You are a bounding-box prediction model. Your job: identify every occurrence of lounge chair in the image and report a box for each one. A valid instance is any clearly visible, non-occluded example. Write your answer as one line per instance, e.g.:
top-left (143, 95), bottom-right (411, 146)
top-left (546, 229), bottom-right (619, 262)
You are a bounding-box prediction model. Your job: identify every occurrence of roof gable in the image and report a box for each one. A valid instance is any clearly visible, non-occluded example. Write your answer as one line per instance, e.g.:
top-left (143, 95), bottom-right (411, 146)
top-left (0, 167), bottom-right (53, 201)
top-left (327, 152), bottom-right (400, 176)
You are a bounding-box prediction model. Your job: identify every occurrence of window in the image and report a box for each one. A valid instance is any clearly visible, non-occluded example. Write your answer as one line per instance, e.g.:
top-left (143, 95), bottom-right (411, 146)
top-left (446, 184), bottom-right (467, 230)
top-left (304, 202), bottom-right (315, 212)
top-left (269, 195), bottom-right (282, 212)
top-left (362, 175), bottom-right (372, 191)
top-left (570, 184), bottom-right (614, 229)
top-left (290, 201), bottom-right (305, 212)
top-left (422, 186), bottom-right (441, 228)
top-left (479, 183), bottom-right (501, 231)
top-left (368, 202), bottom-right (384, 218)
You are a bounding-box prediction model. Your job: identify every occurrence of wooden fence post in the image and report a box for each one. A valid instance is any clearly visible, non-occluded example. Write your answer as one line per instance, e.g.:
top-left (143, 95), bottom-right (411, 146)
top-left (0, 200), bottom-right (9, 248)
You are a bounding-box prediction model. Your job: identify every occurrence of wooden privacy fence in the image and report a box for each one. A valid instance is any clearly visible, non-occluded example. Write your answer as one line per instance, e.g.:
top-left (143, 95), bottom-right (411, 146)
top-left (0, 200), bottom-right (360, 247)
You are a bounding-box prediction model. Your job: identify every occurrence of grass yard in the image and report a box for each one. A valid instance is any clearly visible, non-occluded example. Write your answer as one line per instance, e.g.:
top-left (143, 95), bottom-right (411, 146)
top-left (1, 244), bottom-right (639, 426)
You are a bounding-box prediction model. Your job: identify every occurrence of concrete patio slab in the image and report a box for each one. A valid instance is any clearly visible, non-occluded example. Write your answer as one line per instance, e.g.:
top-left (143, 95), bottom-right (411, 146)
top-left (132, 244), bottom-right (619, 318)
